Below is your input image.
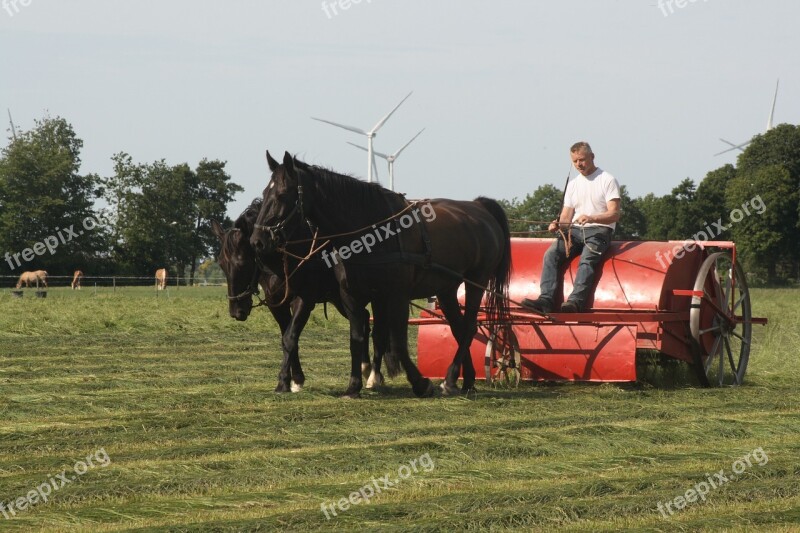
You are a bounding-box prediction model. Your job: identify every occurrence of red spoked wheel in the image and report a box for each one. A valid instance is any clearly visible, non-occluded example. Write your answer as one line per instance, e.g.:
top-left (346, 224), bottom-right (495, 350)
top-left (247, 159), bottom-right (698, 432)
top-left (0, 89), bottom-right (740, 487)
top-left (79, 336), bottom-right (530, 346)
top-left (689, 252), bottom-right (752, 387)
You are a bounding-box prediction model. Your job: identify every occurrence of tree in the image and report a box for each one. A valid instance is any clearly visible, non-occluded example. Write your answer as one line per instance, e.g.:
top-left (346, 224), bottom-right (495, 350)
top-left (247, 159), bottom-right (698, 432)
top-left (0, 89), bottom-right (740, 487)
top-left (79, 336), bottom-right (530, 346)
top-left (502, 184), bottom-right (563, 235)
top-left (726, 164), bottom-right (797, 283)
top-left (0, 115), bottom-right (107, 275)
top-left (695, 164), bottom-right (736, 242)
top-left (615, 185), bottom-right (646, 239)
top-left (108, 157), bottom-right (242, 281)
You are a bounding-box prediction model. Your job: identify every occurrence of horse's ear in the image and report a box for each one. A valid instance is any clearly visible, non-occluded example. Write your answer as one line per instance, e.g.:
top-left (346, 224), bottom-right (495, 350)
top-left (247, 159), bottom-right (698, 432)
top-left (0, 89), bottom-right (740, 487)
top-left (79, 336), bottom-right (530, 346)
top-left (283, 151), bottom-right (296, 180)
top-left (210, 219), bottom-right (225, 240)
top-left (266, 150), bottom-right (279, 171)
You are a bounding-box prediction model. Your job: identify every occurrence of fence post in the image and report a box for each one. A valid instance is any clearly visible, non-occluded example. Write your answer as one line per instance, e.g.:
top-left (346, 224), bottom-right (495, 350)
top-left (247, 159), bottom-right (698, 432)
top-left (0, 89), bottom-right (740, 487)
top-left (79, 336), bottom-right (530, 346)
top-left (113, 277), bottom-right (116, 292)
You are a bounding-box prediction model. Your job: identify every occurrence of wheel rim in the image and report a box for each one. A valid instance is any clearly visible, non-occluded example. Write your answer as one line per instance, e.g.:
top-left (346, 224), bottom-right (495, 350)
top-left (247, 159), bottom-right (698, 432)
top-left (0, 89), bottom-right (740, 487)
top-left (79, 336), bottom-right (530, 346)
top-left (689, 252), bottom-right (752, 386)
top-left (484, 326), bottom-right (520, 386)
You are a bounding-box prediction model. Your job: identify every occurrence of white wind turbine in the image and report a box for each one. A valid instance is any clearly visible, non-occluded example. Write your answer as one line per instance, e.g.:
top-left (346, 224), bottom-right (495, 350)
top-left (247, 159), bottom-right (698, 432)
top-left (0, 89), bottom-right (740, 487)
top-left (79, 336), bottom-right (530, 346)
top-left (311, 92), bottom-right (413, 183)
top-left (715, 79), bottom-right (780, 156)
top-left (347, 128), bottom-right (425, 191)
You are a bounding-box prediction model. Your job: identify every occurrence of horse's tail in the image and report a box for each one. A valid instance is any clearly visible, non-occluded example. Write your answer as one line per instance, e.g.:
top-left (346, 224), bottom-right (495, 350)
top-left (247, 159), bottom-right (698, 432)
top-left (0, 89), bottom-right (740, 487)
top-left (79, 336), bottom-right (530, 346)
top-left (475, 197), bottom-right (512, 325)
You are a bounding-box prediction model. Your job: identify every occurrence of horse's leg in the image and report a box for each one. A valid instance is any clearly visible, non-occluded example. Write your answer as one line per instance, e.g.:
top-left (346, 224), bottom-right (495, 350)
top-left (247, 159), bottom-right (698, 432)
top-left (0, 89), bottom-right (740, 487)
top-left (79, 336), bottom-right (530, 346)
top-left (331, 299), bottom-right (373, 381)
top-left (283, 298), bottom-right (315, 392)
top-left (436, 289), bottom-right (468, 395)
top-left (385, 295), bottom-right (434, 398)
top-left (268, 304), bottom-right (294, 392)
top-left (338, 293), bottom-right (369, 399)
top-left (458, 285), bottom-right (484, 392)
top-left (367, 301), bottom-right (388, 389)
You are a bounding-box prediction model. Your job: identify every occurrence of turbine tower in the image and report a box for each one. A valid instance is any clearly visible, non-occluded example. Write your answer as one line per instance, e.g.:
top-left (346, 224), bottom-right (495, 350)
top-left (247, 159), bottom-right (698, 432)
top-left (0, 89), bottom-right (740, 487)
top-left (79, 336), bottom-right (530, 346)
top-left (347, 128), bottom-right (425, 191)
top-left (715, 79), bottom-right (779, 156)
top-left (312, 92), bottom-right (413, 183)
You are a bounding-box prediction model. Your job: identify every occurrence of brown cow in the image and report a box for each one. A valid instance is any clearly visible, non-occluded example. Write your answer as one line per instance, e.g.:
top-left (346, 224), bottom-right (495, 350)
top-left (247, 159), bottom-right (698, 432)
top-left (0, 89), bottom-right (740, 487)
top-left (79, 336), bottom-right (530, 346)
top-left (155, 268), bottom-right (168, 290)
top-left (71, 270), bottom-right (84, 290)
top-left (16, 270), bottom-right (48, 288)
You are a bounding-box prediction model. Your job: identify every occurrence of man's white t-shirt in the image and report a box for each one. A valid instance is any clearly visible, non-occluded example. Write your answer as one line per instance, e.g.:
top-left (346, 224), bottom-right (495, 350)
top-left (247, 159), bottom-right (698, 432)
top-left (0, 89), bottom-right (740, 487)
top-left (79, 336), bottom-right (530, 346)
top-left (563, 167), bottom-right (621, 230)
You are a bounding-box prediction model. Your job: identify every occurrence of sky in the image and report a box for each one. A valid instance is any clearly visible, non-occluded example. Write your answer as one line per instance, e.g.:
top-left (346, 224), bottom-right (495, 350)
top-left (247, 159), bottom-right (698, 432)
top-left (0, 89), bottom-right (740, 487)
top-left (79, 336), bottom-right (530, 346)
top-left (1, 0), bottom-right (798, 220)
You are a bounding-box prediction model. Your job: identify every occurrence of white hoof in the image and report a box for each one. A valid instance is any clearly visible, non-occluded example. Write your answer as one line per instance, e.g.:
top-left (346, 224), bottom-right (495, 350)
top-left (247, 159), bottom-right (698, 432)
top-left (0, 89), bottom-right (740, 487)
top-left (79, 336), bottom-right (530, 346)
top-left (290, 381), bottom-right (303, 393)
top-left (361, 362), bottom-right (372, 380)
top-left (366, 370), bottom-right (384, 389)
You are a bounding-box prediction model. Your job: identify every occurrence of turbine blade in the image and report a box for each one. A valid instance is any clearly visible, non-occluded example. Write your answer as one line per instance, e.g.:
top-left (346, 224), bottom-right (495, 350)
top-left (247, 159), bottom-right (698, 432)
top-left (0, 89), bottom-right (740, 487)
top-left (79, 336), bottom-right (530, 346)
top-left (393, 128), bottom-right (425, 158)
top-left (369, 91), bottom-right (413, 135)
top-left (714, 139), bottom-right (750, 156)
top-left (346, 141), bottom-right (369, 153)
top-left (311, 117), bottom-right (367, 135)
top-left (349, 141), bottom-right (388, 159)
top-left (767, 78), bottom-right (779, 131)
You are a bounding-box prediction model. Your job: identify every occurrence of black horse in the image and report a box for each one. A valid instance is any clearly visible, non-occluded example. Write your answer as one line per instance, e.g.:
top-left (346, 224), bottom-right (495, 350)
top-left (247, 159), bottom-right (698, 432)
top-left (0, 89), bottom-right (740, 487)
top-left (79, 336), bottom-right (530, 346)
top-left (251, 151), bottom-right (511, 397)
top-left (212, 199), bottom-right (385, 393)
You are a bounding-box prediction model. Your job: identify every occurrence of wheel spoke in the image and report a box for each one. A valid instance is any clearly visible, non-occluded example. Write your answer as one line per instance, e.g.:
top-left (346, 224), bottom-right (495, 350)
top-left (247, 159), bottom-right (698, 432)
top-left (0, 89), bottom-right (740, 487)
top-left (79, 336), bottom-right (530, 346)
top-left (717, 337), bottom-right (726, 385)
top-left (704, 335), bottom-right (723, 373)
top-left (733, 293), bottom-right (746, 313)
top-left (724, 336), bottom-right (741, 385)
top-left (730, 329), bottom-right (750, 344)
top-left (700, 324), bottom-right (722, 336)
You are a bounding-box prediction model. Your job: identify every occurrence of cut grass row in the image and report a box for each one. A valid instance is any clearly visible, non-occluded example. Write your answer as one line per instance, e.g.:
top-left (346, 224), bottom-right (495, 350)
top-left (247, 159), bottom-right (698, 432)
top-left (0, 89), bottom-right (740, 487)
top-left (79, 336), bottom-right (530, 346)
top-left (0, 287), bottom-right (798, 531)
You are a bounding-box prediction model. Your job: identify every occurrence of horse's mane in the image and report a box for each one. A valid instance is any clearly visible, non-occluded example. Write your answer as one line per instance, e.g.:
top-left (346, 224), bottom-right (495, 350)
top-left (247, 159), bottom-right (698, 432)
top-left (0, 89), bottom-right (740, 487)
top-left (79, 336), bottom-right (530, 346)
top-left (294, 158), bottom-right (406, 221)
top-left (221, 198), bottom-right (262, 261)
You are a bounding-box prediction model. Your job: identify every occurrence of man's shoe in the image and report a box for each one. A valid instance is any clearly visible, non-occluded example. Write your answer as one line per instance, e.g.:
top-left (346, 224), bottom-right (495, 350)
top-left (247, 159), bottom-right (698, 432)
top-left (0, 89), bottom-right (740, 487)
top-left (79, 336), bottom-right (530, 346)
top-left (560, 301), bottom-right (581, 313)
top-left (520, 298), bottom-right (552, 314)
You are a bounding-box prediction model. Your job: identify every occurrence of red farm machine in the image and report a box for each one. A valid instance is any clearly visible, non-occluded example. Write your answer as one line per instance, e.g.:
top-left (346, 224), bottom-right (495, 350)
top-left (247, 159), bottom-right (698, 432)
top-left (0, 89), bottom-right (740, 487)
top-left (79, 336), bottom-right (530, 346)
top-left (413, 238), bottom-right (767, 387)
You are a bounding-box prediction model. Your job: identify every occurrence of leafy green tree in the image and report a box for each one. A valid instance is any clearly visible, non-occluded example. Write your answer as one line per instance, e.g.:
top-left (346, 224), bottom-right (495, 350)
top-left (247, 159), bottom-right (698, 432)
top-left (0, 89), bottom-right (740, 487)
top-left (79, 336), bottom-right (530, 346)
top-left (616, 185), bottom-right (646, 239)
top-left (726, 164), bottom-right (797, 283)
top-left (502, 184), bottom-right (563, 235)
top-left (108, 157), bottom-right (242, 282)
top-left (0, 115), bottom-right (107, 276)
top-left (695, 164), bottom-right (736, 241)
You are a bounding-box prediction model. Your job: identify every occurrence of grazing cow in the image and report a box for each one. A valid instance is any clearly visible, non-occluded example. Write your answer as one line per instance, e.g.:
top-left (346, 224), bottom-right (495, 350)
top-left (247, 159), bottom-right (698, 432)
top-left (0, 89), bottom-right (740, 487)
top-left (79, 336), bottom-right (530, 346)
top-left (16, 270), bottom-right (48, 288)
top-left (155, 268), bottom-right (168, 290)
top-left (71, 270), bottom-right (84, 290)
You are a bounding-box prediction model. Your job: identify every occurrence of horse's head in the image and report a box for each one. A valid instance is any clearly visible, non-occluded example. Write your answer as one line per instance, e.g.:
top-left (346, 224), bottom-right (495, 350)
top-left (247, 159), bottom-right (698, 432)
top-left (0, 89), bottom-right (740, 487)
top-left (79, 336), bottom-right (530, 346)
top-left (250, 150), bottom-right (311, 259)
top-left (212, 203), bottom-right (262, 321)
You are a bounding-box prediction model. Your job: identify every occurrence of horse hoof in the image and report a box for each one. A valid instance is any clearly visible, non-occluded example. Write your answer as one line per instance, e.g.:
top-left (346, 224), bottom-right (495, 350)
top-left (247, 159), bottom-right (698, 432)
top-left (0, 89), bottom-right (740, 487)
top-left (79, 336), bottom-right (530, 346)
top-left (274, 384), bottom-right (290, 393)
top-left (411, 378), bottom-right (434, 398)
top-left (366, 371), bottom-right (384, 389)
top-left (440, 381), bottom-right (461, 396)
top-left (340, 392), bottom-right (361, 399)
top-left (361, 362), bottom-right (372, 380)
top-left (291, 381), bottom-right (303, 393)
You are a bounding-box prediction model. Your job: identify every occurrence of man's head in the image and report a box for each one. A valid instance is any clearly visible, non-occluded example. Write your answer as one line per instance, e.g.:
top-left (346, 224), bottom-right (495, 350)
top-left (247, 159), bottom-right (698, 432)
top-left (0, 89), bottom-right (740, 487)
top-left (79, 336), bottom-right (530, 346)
top-left (570, 141), bottom-right (597, 176)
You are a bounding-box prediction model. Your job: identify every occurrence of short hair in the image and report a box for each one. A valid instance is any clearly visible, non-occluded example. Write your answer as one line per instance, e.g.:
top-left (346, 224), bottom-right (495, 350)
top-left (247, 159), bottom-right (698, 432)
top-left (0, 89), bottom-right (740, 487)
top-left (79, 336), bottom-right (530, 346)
top-left (570, 142), bottom-right (593, 155)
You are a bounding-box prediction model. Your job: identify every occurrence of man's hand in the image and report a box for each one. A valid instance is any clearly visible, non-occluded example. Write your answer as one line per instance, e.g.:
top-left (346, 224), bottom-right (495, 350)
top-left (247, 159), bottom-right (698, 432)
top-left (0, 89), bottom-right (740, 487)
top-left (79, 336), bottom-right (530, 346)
top-left (575, 214), bottom-right (593, 225)
top-left (548, 220), bottom-right (560, 232)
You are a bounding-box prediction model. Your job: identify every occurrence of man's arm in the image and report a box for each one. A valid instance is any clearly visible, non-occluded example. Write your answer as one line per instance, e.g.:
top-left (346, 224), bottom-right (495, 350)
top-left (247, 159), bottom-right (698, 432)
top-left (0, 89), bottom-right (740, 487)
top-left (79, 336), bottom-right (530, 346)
top-left (549, 206), bottom-right (575, 232)
top-left (574, 199), bottom-right (620, 225)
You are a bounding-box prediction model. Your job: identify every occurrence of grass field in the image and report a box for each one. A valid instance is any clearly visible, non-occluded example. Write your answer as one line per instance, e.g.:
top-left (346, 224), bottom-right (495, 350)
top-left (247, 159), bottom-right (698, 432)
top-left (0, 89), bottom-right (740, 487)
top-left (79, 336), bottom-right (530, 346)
top-left (0, 286), bottom-right (798, 531)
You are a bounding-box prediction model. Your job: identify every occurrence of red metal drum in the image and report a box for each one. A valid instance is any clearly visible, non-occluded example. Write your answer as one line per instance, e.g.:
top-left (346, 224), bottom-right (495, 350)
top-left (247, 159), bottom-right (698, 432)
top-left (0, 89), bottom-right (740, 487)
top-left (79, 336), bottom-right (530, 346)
top-left (415, 237), bottom-right (727, 383)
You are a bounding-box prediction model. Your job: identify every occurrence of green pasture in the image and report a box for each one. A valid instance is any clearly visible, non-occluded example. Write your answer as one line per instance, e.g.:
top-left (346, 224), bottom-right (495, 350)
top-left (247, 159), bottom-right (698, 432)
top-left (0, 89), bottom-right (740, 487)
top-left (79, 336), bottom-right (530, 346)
top-left (0, 287), bottom-right (798, 531)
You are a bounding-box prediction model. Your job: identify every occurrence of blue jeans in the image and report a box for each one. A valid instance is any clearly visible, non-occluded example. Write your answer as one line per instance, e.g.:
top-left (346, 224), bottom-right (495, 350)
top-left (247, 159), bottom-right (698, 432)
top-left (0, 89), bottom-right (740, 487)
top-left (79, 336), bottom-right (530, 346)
top-left (538, 226), bottom-right (613, 308)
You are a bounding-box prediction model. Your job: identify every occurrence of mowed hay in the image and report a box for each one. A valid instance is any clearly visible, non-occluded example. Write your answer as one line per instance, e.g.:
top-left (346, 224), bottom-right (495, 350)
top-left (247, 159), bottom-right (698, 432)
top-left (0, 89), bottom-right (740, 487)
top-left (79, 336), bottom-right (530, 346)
top-left (0, 287), bottom-right (798, 531)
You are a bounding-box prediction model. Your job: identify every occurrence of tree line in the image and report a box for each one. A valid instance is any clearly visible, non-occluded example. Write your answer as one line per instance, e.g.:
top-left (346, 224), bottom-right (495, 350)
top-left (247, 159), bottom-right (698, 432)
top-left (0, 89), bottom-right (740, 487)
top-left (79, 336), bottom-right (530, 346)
top-left (2, 115), bottom-right (798, 285)
top-left (0, 115), bottom-right (242, 284)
